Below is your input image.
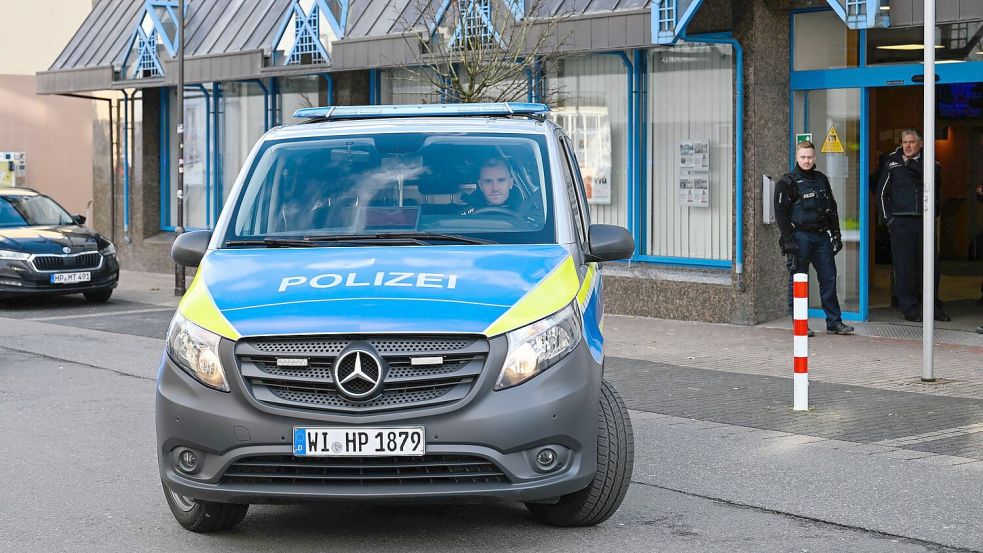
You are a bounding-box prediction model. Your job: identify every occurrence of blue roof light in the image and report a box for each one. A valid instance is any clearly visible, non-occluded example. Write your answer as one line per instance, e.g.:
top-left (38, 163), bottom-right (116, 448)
top-left (292, 102), bottom-right (550, 121)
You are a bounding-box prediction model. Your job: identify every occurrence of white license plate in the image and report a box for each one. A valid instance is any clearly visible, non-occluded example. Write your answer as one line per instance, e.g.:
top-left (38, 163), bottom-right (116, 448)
top-left (293, 427), bottom-right (425, 457)
top-left (51, 272), bottom-right (91, 284)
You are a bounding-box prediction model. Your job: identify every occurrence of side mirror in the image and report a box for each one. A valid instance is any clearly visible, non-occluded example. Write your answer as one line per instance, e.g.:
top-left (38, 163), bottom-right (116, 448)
top-left (171, 230), bottom-right (212, 268)
top-left (586, 224), bottom-right (634, 262)
top-left (72, 214), bottom-right (86, 226)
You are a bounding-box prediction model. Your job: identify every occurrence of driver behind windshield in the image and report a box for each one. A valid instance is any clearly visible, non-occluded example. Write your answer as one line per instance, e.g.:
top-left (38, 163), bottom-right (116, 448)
top-left (460, 158), bottom-right (524, 214)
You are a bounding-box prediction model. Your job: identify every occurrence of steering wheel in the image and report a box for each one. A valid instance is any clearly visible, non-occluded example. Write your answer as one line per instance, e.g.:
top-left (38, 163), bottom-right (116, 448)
top-left (471, 206), bottom-right (525, 222)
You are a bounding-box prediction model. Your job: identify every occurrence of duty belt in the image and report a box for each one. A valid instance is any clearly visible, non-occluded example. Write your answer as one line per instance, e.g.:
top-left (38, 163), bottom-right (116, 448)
top-left (792, 223), bottom-right (829, 233)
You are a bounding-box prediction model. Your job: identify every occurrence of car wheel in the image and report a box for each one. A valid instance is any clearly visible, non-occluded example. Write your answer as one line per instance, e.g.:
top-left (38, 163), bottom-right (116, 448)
top-left (526, 379), bottom-right (634, 527)
top-left (162, 481), bottom-right (248, 532)
top-left (83, 288), bottom-right (113, 303)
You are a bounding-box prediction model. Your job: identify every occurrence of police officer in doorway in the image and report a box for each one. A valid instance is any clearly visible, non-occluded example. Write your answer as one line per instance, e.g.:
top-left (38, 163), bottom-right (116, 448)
top-left (775, 140), bottom-right (855, 336)
top-left (876, 129), bottom-right (949, 323)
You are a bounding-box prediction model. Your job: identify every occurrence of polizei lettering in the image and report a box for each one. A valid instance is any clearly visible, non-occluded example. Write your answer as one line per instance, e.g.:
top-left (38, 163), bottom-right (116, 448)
top-left (279, 272), bottom-right (459, 292)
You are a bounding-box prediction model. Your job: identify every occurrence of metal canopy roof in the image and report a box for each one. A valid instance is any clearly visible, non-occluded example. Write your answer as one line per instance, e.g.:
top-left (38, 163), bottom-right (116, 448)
top-left (38, 0), bottom-right (654, 95)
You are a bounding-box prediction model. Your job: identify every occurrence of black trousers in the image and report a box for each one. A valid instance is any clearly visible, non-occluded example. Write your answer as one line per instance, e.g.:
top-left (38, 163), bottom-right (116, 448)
top-left (786, 230), bottom-right (843, 329)
top-left (888, 216), bottom-right (942, 317)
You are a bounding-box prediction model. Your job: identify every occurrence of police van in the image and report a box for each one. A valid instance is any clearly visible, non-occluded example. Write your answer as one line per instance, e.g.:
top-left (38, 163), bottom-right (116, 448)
top-left (158, 103), bottom-right (635, 531)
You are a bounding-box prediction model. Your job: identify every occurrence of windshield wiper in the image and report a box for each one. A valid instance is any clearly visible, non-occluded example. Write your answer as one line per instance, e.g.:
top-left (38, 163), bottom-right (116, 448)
top-left (304, 232), bottom-right (495, 245)
top-left (223, 238), bottom-right (320, 248)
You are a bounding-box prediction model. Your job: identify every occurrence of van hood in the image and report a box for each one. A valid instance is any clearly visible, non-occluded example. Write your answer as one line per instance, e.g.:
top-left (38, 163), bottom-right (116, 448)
top-left (187, 245), bottom-right (578, 338)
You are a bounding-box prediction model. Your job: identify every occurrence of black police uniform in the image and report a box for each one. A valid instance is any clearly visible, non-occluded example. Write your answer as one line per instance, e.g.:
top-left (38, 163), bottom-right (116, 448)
top-left (774, 164), bottom-right (848, 331)
top-left (876, 147), bottom-right (946, 321)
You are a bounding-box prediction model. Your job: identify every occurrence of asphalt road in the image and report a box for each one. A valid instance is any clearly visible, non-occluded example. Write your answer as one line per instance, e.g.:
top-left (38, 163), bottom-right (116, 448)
top-left (0, 295), bottom-right (978, 552)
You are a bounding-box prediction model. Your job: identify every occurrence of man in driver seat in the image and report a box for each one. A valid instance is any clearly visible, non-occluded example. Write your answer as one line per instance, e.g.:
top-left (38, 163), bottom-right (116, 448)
top-left (460, 158), bottom-right (541, 224)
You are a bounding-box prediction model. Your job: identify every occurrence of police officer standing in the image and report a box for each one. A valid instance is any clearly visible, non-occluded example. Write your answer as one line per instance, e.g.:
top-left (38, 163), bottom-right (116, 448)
top-left (775, 140), bottom-right (855, 335)
top-left (876, 129), bottom-right (949, 322)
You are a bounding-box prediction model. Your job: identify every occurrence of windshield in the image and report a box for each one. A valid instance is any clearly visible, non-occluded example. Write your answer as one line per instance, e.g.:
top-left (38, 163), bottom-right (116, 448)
top-left (224, 132), bottom-right (554, 246)
top-left (0, 194), bottom-right (74, 228)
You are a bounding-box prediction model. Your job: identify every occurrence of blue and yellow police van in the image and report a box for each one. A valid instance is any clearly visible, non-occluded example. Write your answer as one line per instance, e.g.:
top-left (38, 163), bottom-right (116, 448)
top-left (157, 103), bottom-right (635, 531)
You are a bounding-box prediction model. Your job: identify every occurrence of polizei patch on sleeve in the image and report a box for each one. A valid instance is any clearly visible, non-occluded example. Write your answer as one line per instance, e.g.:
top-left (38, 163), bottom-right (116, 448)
top-left (278, 272), bottom-right (459, 292)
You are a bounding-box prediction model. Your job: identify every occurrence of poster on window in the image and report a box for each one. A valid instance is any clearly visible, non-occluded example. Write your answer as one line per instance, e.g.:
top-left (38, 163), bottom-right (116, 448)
top-left (678, 140), bottom-right (710, 208)
top-left (552, 107), bottom-right (612, 205)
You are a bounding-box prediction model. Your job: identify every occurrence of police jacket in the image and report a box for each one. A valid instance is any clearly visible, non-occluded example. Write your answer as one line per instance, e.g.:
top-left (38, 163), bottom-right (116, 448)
top-left (876, 147), bottom-right (941, 221)
top-left (774, 165), bottom-right (841, 241)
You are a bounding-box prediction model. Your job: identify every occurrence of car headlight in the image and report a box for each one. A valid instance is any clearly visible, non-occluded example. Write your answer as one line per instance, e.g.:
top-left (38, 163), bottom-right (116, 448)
top-left (0, 249), bottom-right (30, 261)
top-left (165, 312), bottom-right (229, 392)
top-left (495, 303), bottom-right (583, 390)
top-left (99, 243), bottom-right (116, 256)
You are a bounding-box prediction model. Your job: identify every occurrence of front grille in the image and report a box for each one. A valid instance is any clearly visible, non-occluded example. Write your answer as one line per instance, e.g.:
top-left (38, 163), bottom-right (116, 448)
top-left (235, 335), bottom-right (489, 414)
top-left (220, 454), bottom-right (509, 486)
top-left (32, 252), bottom-right (101, 271)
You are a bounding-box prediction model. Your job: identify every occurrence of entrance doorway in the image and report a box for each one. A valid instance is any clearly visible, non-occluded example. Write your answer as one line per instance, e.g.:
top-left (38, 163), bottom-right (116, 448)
top-left (868, 84), bottom-right (983, 330)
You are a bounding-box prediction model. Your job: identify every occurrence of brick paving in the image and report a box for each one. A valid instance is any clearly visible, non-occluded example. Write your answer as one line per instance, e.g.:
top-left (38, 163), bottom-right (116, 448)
top-left (605, 314), bottom-right (983, 400)
top-left (605, 357), bottom-right (983, 460)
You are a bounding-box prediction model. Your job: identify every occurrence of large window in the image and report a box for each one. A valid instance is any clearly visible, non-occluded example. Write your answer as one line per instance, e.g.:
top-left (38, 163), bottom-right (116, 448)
top-left (165, 83), bottom-right (269, 231)
top-left (166, 87), bottom-right (211, 229)
top-left (867, 21), bottom-right (983, 65)
top-left (793, 89), bottom-right (862, 314)
top-left (279, 75), bottom-right (324, 125)
top-left (793, 10), bottom-right (859, 71)
top-left (381, 68), bottom-right (442, 104)
top-left (221, 82), bottom-right (267, 203)
top-left (546, 55), bottom-right (629, 228)
top-left (647, 44), bottom-right (734, 261)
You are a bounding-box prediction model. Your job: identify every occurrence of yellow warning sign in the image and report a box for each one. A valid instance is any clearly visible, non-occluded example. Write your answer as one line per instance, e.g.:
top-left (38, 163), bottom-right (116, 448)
top-left (821, 126), bottom-right (845, 153)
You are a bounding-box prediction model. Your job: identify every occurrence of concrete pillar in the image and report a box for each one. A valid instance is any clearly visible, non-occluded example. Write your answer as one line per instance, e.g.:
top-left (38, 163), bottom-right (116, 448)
top-left (733, 0), bottom-right (792, 324)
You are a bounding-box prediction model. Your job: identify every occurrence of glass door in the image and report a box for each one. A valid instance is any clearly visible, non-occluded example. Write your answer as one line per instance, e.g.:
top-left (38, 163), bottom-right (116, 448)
top-left (792, 88), bottom-right (865, 320)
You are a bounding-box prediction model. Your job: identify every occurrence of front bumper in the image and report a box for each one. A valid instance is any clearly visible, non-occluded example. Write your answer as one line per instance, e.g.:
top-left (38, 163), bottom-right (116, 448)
top-left (156, 335), bottom-right (602, 505)
top-left (0, 255), bottom-right (119, 298)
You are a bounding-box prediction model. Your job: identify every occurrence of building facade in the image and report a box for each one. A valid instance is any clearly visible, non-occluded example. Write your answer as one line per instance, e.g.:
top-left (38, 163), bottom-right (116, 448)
top-left (38, 0), bottom-right (983, 325)
top-left (0, 0), bottom-right (94, 216)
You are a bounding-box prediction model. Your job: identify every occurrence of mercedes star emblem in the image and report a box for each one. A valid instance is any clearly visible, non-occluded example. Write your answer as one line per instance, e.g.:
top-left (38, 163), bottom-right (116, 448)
top-left (333, 349), bottom-right (385, 400)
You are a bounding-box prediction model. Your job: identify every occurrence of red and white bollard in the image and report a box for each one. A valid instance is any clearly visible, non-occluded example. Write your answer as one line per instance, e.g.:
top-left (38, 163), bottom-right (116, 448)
top-left (792, 273), bottom-right (809, 411)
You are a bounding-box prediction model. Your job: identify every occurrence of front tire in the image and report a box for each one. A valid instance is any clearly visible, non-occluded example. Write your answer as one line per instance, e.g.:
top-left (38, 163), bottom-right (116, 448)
top-left (162, 481), bottom-right (248, 532)
top-left (526, 379), bottom-right (634, 526)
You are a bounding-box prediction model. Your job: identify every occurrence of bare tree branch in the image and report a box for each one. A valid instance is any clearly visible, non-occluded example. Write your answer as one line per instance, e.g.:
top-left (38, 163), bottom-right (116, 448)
top-left (393, 0), bottom-right (573, 105)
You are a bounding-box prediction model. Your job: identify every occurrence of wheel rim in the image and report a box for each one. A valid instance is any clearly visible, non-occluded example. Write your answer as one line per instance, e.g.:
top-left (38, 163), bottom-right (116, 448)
top-left (168, 489), bottom-right (197, 513)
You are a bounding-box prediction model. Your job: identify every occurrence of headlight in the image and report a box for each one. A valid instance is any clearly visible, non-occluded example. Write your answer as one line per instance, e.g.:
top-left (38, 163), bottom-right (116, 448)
top-left (165, 312), bottom-right (229, 392)
top-left (99, 243), bottom-right (116, 256)
top-left (495, 303), bottom-right (583, 390)
top-left (0, 249), bottom-right (30, 261)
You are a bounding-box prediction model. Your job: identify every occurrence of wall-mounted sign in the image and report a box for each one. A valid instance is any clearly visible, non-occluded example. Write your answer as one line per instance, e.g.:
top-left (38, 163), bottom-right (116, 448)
top-left (794, 133), bottom-right (813, 146)
top-left (0, 152), bottom-right (26, 187)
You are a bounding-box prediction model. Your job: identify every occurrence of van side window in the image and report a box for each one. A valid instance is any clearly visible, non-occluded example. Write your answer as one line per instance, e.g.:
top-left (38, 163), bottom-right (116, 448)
top-left (558, 137), bottom-right (590, 246)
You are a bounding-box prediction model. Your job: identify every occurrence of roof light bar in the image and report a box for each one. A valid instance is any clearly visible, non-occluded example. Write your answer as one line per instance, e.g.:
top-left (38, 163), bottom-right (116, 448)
top-left (292, 102), bottom-right (550, 121)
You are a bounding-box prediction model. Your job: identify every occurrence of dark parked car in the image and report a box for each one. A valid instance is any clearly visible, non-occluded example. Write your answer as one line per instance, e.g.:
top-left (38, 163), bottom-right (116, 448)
top-left (0, 187), bottom-right (118, 302)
